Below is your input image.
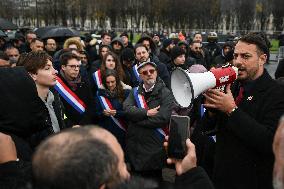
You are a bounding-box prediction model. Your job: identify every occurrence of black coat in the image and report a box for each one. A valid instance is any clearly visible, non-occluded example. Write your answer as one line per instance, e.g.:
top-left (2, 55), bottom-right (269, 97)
top-left (188, 51), bottom-right (209, 69)
top-left (158, 48), bottom-right (171, 65)
top-left (0, 161), bottom-right (32, 189)
top-left (123, 78), bottom-right (174, 171)
top-left (275, 59), bottom-right (284, 79)
top-left (0, 162), bottom-right (214, 189)
top-left (0, 67), bottom-right (65, 150)
top-left (151, 54), bottom-right (171, 88)
top-left (202, 70), bottom-right (284, 189)
top-left (28, 91), bottom-right (66, 149)
top-left (57, 74), bottom-right (96, 127)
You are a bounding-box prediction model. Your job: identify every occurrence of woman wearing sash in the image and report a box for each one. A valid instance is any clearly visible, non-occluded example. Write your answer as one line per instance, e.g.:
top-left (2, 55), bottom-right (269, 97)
top-left (91, 52), bottom-right (126, 94)
top-left (95, 69), bottom-right (131, 150)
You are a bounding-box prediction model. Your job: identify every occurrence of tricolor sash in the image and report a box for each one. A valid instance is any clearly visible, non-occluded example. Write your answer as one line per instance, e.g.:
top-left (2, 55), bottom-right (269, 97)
top-left (132, 64), bottom-right (142, 83)
top-left (54, 76), bottom-right (86, 114)
top-left (97, 93), bottom-right (127, 132)
top-left (92, 69), bottom-right (103, 89)
top-left (133, 87), bottom-right (168, 139)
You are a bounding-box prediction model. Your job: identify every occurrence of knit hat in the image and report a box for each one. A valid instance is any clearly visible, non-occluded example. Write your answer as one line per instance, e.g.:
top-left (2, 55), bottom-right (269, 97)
top-left (162, 38), bottom-right (173, 48)
top-left (121, 48), bottom-right (135, 61)
top-left (171, 46), bottom-right (185, 60)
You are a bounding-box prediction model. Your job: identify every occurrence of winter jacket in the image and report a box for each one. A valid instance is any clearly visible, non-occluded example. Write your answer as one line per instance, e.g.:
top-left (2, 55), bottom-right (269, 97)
top-left (201, 70), bottom-right (284, 189)
top-left (56, 74), bottom-right (97, 128)
top-left (123, 78), bottom-right (174, 171)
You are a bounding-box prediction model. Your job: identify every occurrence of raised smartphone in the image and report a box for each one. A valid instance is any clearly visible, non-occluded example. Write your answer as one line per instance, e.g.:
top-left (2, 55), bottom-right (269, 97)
top-left (167, 115), bottom-right (190, 159)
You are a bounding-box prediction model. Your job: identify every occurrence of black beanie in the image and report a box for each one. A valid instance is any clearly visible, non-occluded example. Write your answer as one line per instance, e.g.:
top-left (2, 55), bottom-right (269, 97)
top-left (163, 38), bottom-right (173, 48)
top-left (121, 48), bottom-right (135, 61)
top-left (171, 46), bottom-right (185, 60)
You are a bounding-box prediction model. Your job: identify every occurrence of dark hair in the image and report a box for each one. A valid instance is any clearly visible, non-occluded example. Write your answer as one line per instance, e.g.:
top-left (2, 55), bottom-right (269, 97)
top-left (45, 38), bottom-right (56, 45)
top-left (25, 30), bottom-right (36, 37)
top-left (190, 40), bottom-right (202, 46)
top-left (99, 45), bottom-right (112, 58)
top-left (4, 45), bottom-right (19, 53)
top-left (101, 32), bottom-right (111, 39)
top-left (59, 51), bottom-right (80, 66)
top-left (33, 137), bottom-right (119, 189)
top-left (239, 32), bottom-right (270, 62)
top-left (31, 38), bottom-right (43, 44)
top-left (193, 32), bottom-right (202, 38)
top-left (21, 51), bottom-right (52, 74)
top-left (0, 51), bottom-right (9, 61)
top-left (16, 53), bottom-right (28, 66)
top-left (101, 52), bottom-right (126, 82)
top-left (134, 43), bottom-right (149, 54)
top-left (102, 69), bottom-right (126, 103)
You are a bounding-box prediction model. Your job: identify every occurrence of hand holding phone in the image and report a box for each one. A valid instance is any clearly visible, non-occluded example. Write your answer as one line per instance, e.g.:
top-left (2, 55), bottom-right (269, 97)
top-left (166, 138), bottom-right (197, 175)
top-left (167, 115), bottom-right (190, 159)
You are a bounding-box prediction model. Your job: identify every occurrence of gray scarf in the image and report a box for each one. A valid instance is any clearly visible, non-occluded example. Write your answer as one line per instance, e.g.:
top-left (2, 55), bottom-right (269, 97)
top-left (41, 91), bottom-right (60, 133)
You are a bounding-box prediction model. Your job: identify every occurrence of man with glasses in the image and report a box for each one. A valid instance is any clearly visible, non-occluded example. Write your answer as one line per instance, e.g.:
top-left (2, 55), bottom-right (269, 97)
top-left (123, 61), bottom-right (174, 183)
top-left (56, 52), bottom-right (96, 128)
top-left (202, 33), bottom-right (284, 189)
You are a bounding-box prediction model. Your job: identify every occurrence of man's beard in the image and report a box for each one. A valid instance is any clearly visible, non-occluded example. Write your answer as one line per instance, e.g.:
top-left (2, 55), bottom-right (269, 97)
top-left (144, 79), bottom-right (156, 86)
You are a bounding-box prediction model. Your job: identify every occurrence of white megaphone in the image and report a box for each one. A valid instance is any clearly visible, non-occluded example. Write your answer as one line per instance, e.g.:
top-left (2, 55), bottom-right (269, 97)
top-left (171, 66), bottom-right (238, 108)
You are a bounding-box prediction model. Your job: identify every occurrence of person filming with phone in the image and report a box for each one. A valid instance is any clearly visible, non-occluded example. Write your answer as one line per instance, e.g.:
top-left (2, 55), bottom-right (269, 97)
top-left (123, 61), bottom-right (174, 184)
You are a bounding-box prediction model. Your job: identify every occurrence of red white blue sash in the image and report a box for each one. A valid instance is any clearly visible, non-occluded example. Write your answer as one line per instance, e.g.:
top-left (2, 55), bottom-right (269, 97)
top-left (97, 94), bottom-right (127, 132)
top-left (92, 69), bottom-right (103, 89)
top-left (133, 87), bottom-right (168, 139)
top-left (132, 64), bottom-right (142, 83)
top-left (54, 76), bottom-right (86, 114)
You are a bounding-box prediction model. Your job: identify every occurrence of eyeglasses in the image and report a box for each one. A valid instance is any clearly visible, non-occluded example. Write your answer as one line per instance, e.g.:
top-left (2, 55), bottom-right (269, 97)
top-left (66, 65), bottom-right (81, 69)
top-left (140, 69), bottom-right (156, 76)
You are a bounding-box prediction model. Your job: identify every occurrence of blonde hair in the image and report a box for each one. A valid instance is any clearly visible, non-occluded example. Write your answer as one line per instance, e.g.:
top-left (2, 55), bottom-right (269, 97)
top-left (63, 37), bottom-right (84, 51)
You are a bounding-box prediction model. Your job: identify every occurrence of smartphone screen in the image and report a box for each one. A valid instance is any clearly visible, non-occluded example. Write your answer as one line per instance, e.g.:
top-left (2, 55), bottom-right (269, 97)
top-left (168, 115), bottom-right (190, 159)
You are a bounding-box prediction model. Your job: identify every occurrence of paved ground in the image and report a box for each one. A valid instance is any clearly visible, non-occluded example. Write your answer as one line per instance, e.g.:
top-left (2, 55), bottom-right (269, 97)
top-left (266, 53), bottom-right (279, 79)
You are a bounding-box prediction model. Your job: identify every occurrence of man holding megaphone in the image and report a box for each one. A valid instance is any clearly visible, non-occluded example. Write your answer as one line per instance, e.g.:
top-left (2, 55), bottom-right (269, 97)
top-left (201, 33), bottom-right (284, 189)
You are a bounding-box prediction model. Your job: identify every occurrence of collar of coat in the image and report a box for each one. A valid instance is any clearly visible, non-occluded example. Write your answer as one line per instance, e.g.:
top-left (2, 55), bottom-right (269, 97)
top-left (137, 77), bottom-right (165, 96)
top-left (232, 69), bottom-right (273, 96)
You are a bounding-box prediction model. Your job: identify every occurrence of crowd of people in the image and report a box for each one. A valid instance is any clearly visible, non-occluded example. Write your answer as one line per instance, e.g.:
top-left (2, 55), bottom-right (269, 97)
top-left (0, 29), bottom-right (284, 189)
